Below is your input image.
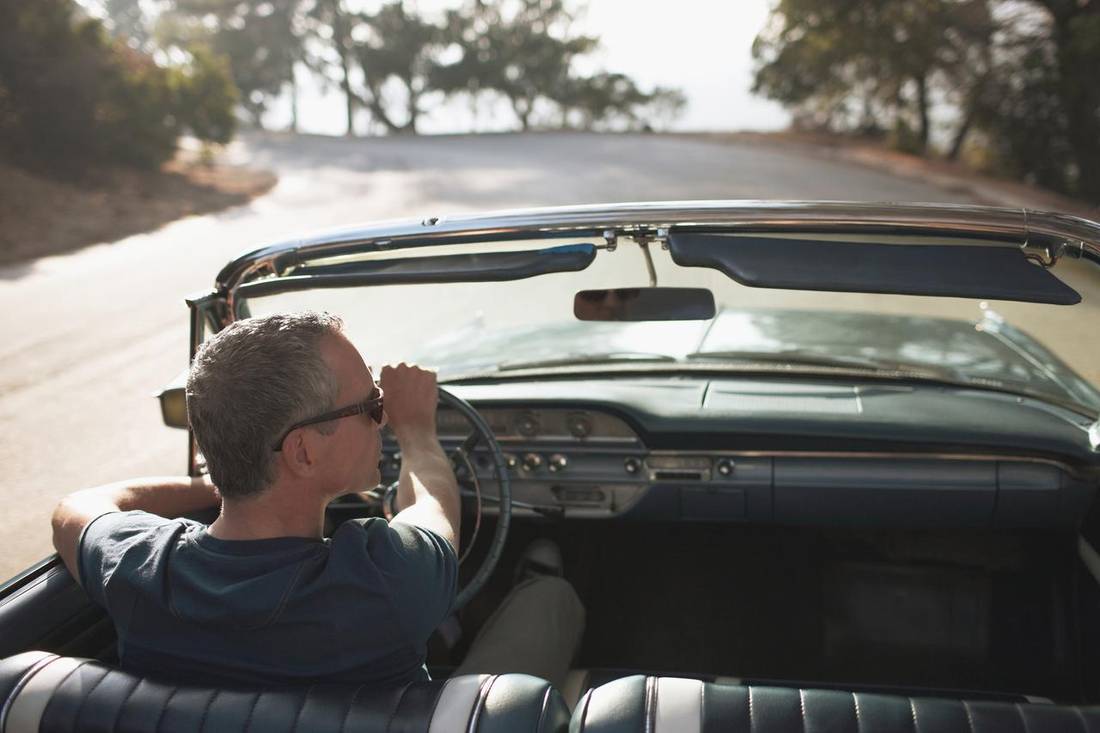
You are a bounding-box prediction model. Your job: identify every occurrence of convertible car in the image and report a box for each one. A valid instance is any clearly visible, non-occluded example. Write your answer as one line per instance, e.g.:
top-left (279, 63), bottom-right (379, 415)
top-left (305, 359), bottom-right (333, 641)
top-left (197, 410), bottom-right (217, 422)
top-left (3, 201), bottom-right (1100, 732)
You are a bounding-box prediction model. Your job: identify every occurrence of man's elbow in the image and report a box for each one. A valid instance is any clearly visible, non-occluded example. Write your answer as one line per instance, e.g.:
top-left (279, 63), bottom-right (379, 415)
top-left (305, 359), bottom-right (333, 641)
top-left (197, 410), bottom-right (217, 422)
top-left (50, 490), bottom-right (115, 551)
top-left (51, 495), bottom-right (73, 537)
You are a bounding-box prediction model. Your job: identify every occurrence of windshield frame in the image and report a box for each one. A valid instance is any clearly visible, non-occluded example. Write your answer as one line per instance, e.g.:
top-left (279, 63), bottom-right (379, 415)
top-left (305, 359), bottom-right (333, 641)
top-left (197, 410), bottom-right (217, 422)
top-left (185, 201), bottom-right (1100, 434)
top-left (211, 201), bottom-right (1100, 323)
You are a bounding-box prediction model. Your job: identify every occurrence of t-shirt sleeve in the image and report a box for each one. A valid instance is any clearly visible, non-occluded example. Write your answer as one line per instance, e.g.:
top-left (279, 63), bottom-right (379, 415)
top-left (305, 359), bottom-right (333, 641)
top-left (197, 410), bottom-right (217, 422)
top-left (339, 518), bottom-right (458, 643)
top-left (77, 510), bottom-right (174, 608)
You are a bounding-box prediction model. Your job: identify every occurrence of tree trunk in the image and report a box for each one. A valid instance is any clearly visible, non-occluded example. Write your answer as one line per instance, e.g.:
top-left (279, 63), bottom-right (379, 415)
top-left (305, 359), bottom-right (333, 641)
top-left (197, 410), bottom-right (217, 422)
top-left (340, 53), bottom-right (355, 137)
top-left (289, 62), bottom-right (299, 134)
top-left (1054, 13), bottom-right (1100, 200)
top-left (406, 86), bottom-right (419, 135)
top-left (513, 99), bottom-right (531, 131)
top-left (947, 107), bottom-right (974, 161)
top-left (249, 102), bottom-right (266, 131)
top-left (363, 86), bottom-right (401, 135)
top-left (915, 74), bottom-right (930, 153)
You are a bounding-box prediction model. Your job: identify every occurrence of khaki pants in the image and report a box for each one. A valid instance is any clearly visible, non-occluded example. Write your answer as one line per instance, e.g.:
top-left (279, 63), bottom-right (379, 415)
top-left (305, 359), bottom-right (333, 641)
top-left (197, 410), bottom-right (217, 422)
top-left (454, 575), bottom-right (585, 691)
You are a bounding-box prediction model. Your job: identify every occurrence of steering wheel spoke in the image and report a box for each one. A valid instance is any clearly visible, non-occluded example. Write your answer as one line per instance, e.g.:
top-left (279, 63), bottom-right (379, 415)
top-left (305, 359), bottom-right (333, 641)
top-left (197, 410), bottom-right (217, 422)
top-left (455, 430), bottom-right (481, 457)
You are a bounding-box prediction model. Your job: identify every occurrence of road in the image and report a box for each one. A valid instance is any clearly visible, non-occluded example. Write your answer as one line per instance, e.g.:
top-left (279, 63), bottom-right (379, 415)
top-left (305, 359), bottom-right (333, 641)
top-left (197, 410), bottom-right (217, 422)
top-left (1, 131), bottom-right (1096, 582)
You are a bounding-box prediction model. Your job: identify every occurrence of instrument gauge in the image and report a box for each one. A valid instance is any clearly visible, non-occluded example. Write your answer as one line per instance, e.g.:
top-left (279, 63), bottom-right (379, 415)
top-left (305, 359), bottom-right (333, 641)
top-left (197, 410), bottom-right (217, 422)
top-left (567, 412), bottom-right (593, 439)
top-left (515, 412), bottom-right (540, 437)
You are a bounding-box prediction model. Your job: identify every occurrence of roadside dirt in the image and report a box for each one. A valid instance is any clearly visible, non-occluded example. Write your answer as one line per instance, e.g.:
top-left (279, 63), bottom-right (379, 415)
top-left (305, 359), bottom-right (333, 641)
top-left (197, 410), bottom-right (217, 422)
top-left (691, 130), bottom-right (1100, 219)
top-left (0, 154), bottom-right (276, 266)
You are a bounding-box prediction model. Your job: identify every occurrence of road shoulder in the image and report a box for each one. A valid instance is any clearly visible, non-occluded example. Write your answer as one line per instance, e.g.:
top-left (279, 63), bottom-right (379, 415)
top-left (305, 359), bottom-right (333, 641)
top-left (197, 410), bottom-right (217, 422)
top-left (0, 153), bottom-right (276, 267)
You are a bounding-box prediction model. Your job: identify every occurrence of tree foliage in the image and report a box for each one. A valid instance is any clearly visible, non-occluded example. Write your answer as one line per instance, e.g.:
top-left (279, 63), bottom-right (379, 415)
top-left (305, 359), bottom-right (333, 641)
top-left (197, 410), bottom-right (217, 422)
top-left (435, 0), bottom-right (598, 130)
top-left (752, 0), bottom-right (1100, 202)
top-left (5, 0), bottom-right (685, 169)
top-left (753, 0), bottom-right (994, 152)
top-left (106, 0), bottom-right (686, 137)
top-left (0, 0), bottom-right (237, 174)
top-left (160, 0), bottom-right (303, 127)
top-left (354, 2), bottom-right (443, 133)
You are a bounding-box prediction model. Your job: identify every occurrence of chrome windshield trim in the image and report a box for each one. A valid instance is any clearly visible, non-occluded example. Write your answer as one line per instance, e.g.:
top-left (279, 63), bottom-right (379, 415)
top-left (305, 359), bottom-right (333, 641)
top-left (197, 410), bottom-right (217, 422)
top-left (209, 201), bottom-right (1100, 323)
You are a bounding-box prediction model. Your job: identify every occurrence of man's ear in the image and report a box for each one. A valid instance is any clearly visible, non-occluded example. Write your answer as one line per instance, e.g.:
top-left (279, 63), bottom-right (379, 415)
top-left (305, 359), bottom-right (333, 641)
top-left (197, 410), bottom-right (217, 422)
top-left (277, 431), bottom-right (319, 479)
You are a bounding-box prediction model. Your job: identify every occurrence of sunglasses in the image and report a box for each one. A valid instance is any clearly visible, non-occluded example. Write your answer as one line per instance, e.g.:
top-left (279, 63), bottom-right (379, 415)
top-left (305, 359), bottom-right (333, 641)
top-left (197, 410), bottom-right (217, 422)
top-left (272, 387), bottom-right (384, 451)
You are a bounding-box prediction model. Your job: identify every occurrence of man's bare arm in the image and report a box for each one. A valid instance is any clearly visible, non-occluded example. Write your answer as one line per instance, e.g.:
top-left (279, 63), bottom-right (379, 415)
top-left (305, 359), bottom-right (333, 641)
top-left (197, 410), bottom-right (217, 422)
top-left (392, 435), bottom-right (461, 550)
top-left (51, 476), bottom-right (220, 583)
top-left (382, 363), bottom-right (461, 550)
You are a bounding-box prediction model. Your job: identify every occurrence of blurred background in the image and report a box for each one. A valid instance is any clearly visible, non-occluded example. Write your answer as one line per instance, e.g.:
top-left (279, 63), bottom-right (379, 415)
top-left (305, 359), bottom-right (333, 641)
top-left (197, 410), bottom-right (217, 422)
top-left (0, 0), bottom-right (1097, 580)
top-left (3, 0), bottom-right (1099, 196)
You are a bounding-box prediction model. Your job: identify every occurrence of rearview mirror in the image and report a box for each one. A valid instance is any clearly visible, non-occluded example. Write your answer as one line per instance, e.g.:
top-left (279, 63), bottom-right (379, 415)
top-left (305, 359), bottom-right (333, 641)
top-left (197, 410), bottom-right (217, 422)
top-left (574, 287), bottom-right (716, 321)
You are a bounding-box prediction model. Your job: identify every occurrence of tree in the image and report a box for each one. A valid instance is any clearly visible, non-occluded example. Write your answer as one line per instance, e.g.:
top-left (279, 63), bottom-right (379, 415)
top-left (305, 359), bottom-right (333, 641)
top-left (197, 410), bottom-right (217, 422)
top-left (305, 0), bottom-right (358, 136)
top-left (174, 45), bottom-right (239, 144)
top-left (0, 0), bottom-right (237, 173)
top-left (640, 87), bottom-right (687, 132)
top-left (1029, 0), bottom-right (1100, 200)
top-left (104, 0), bottom-right (154, 49)
top-left (966, 1), bottom-right (1100, 198)
top-left (0, 0), bottom-right (116, 171)
top-left (752, 0), bottom-right (993, 153)
top-left (352, 2), bottom-right (443, 134)
top-left (161, 0), bottom-right (304, 129)
top-left (555, 73), bottom-right (683, 131)
top-left (436, 0), bottom-right (598, 130)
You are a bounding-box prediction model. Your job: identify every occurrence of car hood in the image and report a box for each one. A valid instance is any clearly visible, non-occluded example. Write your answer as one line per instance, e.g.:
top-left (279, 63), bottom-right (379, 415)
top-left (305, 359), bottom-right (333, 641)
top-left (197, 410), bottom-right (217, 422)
top-left (420, 308), bottom-right (1100, 413)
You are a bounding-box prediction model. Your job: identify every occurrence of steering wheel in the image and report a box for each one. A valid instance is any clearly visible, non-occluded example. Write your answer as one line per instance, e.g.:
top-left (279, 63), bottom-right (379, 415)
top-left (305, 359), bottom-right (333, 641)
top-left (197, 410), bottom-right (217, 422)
top-left (382, 387), bottom-right (511, 610)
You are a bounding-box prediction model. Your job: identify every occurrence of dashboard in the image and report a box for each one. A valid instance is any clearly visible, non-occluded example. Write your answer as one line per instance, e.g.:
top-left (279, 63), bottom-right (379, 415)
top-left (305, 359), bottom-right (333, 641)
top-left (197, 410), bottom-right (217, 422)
top-left (378, 380), bottom-right (1099, 528)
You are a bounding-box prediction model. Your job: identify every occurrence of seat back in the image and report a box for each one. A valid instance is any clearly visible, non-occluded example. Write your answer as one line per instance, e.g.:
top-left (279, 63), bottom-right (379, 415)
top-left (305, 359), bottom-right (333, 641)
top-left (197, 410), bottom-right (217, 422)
top-left (571, 675), bottom-right (1100, 733)
top-left (0, 651), bottom-right (568, 733)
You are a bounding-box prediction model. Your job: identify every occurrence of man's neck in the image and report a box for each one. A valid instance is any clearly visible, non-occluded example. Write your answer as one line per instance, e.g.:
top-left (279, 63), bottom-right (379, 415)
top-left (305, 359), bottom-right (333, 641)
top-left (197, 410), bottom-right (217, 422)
top-left (207, 484), bottom-right (326, 541)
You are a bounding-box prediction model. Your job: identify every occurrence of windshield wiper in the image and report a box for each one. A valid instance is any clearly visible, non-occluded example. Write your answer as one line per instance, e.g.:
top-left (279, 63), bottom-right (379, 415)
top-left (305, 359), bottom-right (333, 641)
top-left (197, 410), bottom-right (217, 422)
top-left (496, 351), bottom-right (678, 372)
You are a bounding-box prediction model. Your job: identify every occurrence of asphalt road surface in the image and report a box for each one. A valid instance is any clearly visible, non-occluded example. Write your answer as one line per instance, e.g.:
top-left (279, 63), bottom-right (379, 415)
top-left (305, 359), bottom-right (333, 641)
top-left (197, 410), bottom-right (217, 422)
top-left (1, 132), bottom-right (1097, 582)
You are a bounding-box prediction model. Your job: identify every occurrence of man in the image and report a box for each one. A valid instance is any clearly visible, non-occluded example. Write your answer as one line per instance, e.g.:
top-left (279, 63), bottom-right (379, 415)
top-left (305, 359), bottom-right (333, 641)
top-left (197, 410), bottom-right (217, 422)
top-left (51, 312), bottom-right (584, 689)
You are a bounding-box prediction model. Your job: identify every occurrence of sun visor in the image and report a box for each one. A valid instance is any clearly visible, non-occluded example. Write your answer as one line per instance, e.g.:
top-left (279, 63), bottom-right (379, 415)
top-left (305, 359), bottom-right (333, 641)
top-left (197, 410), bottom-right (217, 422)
top-left (668, 233), bottom-right (1081, 305)
top-left (239, 243), bottom-right (597, 298)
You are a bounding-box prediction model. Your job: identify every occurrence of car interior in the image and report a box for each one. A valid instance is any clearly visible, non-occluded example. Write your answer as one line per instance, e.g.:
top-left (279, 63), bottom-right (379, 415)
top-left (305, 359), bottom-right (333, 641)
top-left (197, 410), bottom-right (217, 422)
top-left (5, 379), bottom-right (1100, 731)
top-left (3, 202), bottom-right (1100, 731)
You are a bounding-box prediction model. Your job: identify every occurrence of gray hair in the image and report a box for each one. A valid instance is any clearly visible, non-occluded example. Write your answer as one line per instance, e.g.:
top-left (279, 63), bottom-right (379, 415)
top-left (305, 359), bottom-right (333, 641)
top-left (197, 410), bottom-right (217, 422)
top-left (186, 311), bottom-right (344, 499)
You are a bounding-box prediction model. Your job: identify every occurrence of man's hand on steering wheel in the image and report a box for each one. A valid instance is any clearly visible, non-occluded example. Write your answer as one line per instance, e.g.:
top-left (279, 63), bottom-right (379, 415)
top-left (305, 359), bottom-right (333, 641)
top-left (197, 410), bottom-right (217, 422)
top-left (379, 363), bottom-right (438, 443)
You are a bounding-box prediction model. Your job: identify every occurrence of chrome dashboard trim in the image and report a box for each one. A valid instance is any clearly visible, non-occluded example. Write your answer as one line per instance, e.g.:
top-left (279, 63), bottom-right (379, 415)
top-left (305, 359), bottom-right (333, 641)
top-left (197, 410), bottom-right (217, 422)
top-left (644, 449), bottom-right (1096, 481)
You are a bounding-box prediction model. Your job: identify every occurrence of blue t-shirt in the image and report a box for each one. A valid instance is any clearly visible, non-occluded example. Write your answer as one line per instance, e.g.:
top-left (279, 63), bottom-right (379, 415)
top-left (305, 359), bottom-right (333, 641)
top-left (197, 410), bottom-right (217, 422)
top-left (78, 511), bottom-right (457, 687)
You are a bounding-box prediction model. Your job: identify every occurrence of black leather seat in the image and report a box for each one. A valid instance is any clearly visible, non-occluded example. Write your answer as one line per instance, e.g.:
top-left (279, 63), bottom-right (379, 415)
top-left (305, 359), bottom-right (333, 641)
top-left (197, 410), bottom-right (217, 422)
top-left (0, 651), bottom-right (569, 732)
top-left (571, 675), bottom-right (1100, 732)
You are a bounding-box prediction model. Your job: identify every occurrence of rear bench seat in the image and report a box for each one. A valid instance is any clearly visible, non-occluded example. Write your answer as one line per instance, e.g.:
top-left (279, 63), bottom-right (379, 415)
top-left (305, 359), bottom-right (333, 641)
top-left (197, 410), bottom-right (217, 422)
top-left (0, 651), bottom-right (569, 732)
top-left (571, 675), bottom-right (1100, 732)
top-left (7, 653), bottom-right (1100, 732)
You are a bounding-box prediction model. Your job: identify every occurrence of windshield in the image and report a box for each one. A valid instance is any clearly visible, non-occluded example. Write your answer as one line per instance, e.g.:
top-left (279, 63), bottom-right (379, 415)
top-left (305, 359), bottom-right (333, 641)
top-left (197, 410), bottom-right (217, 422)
top-left (244, 241), bottom-right (1100, 417)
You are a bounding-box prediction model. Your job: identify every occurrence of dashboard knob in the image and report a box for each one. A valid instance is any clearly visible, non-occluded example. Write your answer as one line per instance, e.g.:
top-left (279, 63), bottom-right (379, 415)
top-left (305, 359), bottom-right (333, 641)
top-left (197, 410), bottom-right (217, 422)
top-left (548, 454), bottom-right (568, 472)
top-left (623, 457), bottom-right (641, 475)
top-left (504, 453), bottom-right (519, 470)
top-left (522, 453), bottom-right (543, 472)
top-left (715, 458), bottom-right (735, 477)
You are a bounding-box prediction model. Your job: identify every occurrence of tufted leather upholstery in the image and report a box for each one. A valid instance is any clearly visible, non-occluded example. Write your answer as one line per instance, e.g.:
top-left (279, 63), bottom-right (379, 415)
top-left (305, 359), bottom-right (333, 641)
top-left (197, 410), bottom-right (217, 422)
top-left (0, 651), bottom-right (569, 733)
top-left (570, 675), bottom-right (1100, 733)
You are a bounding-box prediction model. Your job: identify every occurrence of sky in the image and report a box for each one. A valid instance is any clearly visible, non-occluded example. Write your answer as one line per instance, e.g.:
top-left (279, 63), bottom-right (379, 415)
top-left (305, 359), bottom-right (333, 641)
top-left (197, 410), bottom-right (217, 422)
top-left (270, 0), bottom-right (791, 136)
